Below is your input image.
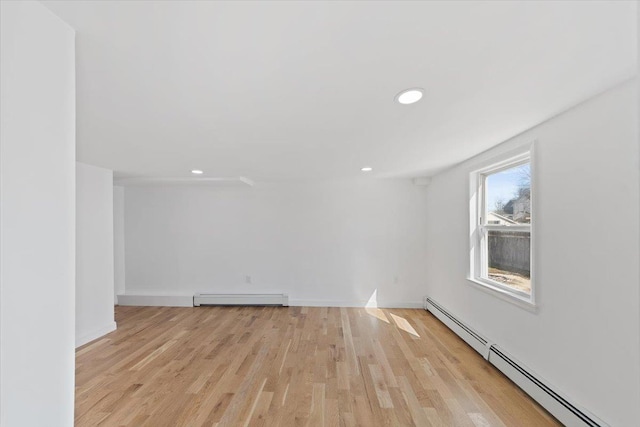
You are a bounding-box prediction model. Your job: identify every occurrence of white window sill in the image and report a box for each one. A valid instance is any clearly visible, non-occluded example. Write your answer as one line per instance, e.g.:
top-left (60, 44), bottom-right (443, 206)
top-left (466, 277), bottom-right (538, 313)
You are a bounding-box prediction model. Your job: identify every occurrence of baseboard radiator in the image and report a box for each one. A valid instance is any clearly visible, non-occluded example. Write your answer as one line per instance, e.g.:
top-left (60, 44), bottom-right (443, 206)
top-left (193, 293), bottom-right (289, 307)
top-left (424, 297), bottom-right (607, 427)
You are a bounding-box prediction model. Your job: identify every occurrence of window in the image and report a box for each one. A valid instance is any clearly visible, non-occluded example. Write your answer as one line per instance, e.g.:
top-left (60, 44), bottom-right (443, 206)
top-left (470, 149), bottom-right (533, 305)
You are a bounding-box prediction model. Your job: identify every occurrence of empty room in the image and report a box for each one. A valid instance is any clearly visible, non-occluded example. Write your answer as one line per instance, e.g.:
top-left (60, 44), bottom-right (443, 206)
top-left (1, 0), bottom-right (639, 426)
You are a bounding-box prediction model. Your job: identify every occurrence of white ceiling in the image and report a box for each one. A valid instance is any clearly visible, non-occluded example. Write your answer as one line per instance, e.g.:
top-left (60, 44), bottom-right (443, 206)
top-left (43, 0), bottom-right (636, 181)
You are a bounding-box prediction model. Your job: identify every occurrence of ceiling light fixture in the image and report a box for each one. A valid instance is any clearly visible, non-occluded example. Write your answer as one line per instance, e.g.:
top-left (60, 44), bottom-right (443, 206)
top-left (395, 88), bottom-right (424, 105)
top-left (191, 169), bottom-right (204, 175)
top-left (361, 167), bottom-right (373, 172)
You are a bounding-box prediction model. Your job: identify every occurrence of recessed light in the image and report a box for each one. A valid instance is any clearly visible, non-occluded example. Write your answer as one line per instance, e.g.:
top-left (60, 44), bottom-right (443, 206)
top-left (361, 167), bottom-right (373, 172)
top-left (395, 88), bottom-right (424, 105)
top-left (191, 169), bottom-right (204, 175)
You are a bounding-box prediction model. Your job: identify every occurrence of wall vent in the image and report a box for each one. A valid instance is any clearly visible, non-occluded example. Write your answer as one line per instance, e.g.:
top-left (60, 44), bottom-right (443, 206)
top-left (193, 293), bottom-right (288, 307)
top-left (425, 297), bottom-right (608, 427)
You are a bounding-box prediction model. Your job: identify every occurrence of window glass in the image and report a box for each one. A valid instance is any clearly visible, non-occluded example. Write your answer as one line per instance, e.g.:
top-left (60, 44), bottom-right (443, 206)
top-left (486, 163), bottom-right (530, 224)
top-left (487, 230), bottom-right (530, 294)
top-left (483, 162), bottom-right (531, 295)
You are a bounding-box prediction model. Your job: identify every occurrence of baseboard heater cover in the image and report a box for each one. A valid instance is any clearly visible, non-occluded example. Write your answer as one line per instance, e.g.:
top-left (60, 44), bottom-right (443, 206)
top-left (425, 297), bottom-right (608, 427)
top-left (488, 346), bottom-right (606, 427)
top-left (193, 293), bottom-right (289, 307)
top-left (425, 297), bottom-right (488, 356)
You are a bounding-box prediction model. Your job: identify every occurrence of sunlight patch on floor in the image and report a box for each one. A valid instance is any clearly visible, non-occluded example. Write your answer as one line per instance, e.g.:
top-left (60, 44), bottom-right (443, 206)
top-left (390, 313), bottom-right (420, 337)
top-left (364, 289), bottom-right (390, 323)
top-left (365, 307), bottom-right (390, 323)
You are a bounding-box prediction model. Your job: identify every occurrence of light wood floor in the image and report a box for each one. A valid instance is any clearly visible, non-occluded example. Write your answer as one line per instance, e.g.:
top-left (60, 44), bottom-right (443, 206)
top-left (76, 306), bottom-right (560, 426)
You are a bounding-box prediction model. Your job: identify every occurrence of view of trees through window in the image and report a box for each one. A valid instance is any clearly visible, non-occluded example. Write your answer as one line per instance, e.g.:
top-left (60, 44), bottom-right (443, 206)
top-left (485, 163), bottom-right (531, 294)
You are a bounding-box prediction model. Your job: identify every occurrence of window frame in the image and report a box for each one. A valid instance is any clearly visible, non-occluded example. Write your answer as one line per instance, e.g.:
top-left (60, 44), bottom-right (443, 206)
top-left (469, 145), bottom-right (536, 308)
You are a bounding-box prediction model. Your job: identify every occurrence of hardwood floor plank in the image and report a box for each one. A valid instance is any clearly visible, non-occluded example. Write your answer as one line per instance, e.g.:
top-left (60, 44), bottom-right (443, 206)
top-left (75, 306), bottom-right (561, 426)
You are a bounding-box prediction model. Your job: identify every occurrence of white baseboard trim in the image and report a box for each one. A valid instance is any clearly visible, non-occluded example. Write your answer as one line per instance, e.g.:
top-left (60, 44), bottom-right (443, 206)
top-left (117, 293), bottom-right (194, 307)
top-left (115, 293), bottom-right (423, 309)
top-left (379, 302), bottom-right (425, 309)
top-left (289, 299), bottom-right (424, 308)
top-left (76, 321), bottom-right (117, 348)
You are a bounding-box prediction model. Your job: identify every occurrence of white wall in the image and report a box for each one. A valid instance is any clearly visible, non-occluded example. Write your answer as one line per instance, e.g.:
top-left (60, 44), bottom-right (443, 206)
top-left (114, 185), bottom-right (126, 302)
top-left (122, 179), bottom-right (429, 307)
top-left (76, 163), bottom-right (116, 347)
top-left (0, 1), bottom-right (76, 425)
top-left (424, 80), bottom-right (640, 426)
